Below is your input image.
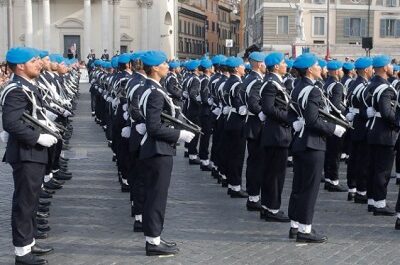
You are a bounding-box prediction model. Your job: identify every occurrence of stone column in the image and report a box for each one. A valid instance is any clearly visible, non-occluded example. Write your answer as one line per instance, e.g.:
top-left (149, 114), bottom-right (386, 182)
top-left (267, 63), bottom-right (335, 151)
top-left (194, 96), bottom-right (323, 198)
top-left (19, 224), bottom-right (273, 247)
top-left (42, 0), bottom-right (50, 51)
top-left (0, 0), bottom-right (7, 60)
top-left (101, 0), bottom-right (109, 51)
top-left (84, 0), bottom-right (91, 58)
top-left (112, 0), bottom-right (120, 54)
top-left (25, 0), bottom-right (33, 46)
top-left (137, 0), bottom-right (153, 50)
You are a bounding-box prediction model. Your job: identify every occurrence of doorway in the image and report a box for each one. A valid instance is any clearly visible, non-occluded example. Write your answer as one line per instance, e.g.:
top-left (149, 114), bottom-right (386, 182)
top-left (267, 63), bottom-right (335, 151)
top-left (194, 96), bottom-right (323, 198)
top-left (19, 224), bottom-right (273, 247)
top-left (64, 35), bottom-right (81, 60)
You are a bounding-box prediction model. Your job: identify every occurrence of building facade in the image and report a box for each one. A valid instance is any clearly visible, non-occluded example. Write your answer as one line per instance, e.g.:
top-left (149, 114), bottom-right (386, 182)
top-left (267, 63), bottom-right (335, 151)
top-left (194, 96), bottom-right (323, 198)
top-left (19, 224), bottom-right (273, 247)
top-left (242, 0), bottom-right (400, 59)
top-left (0, 0), bottom-right (177, 61)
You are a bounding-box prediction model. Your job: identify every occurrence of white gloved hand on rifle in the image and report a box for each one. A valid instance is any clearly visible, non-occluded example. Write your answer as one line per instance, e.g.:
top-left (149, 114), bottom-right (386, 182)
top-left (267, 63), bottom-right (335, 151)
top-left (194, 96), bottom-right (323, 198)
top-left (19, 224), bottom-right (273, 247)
top-left (178, 130), bottom-right (195, 143)
top-left (0, 131), bottom-right (9, 143)
top-left (258, 111), bottom-right (266, 122)
top-left (333, 125), bottom-right (346, 137)
top-left (135, 123), bottom-right (147, 135)
top-left (366, 107), bottom-right (376, 118)
top-left (37, 134), bottom-right (58, 147)
top-left (121, 126), bottom-right (131, 138)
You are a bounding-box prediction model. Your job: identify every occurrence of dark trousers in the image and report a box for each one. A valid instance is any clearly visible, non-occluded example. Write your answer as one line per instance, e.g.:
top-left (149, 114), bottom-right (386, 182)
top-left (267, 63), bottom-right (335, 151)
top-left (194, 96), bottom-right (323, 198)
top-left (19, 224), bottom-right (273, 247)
top-left (347, 141), bottom-right (368, 191)
top-left (199, 114), bottom-right (214, 160)
top-left (128, 151), bottom-right (145, 215)
top-left (223, 129), bottom-right (246, 186)
top-left (90, 91), bottom-right (96, 112)
top-left (119, 137), bottom-right (131, 180)
top-left (187, 116), bottom-right (200, 156)
top-left (46, 140), bottom-right (62, 175)
top-left (142, 155), bottom-right (173, 237)
top-left (324, 135), bottom-right (343, 181)
top-left (246, 136), bottom-right (264, 196)
top-left (395, 138), bottom-right (400, 174)
top-left (214, 117), bottom-right (226, 175)
top-left (210, 114), bottom-right (222, 167)
top-left (396, 186), bottom-right (400, 213)
top-left (370, 144), bottom-right (395, 202)
top-left (288, 149), bottom-right (324, 225)
top-left (11, 162), bottom-right (46, 247)
top-left (261, 147), bottom-right (288, 210)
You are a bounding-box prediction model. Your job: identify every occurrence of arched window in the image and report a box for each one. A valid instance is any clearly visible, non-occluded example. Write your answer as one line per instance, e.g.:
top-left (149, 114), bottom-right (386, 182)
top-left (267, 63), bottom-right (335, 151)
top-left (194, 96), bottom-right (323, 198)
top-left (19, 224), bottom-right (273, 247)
top-left (164, 12), bottom-right (172, 25)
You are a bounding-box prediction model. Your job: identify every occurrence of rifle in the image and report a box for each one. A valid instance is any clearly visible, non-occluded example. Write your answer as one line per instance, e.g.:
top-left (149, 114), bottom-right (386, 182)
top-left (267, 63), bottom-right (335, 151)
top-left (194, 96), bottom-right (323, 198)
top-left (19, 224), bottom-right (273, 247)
top-left (21, 112), bottom-right (63, 140)
top-left (161, 112), bottom-right (203, 135)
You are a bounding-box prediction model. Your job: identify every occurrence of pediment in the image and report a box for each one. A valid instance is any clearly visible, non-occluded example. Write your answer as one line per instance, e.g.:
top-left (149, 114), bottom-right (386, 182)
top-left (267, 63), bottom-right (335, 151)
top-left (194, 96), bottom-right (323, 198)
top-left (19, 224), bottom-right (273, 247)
top-left (55, 18), bottom-right (84, 29)
top-left (121, 33), bottom-right (133, 42)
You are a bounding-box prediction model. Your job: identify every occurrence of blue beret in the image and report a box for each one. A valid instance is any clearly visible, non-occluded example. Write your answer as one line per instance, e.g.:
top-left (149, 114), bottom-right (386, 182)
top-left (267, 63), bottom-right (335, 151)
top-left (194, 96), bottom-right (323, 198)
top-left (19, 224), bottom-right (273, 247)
top-left (131, 51), bottom-right (145, 61)
top-left (318, 59), bottom-right (327, 68)
top-left (94, 59), bottom-right (102, 66)
top-left (327, 60), bottom-right (343, 70)
top-left (111, 57), bottom-right (119, 68)
top-left (211, 55), bottom-right (226, 65)
top-left (49, 54), bottom-right (64, 63)
top-left (141, 50), bottom-right (167, 66)
top-left (186, 60), bottom-right (201, 71)
top-left (169, 60), bottom-right (181, 69)
top-left (39, 50), bottom-right (49, 59)
top-left (226, 56), bottom-right (244, 68)
top-left (343, 62), bottom-right (355, 71)
top-left (393, 65), bottom-right (400, 72)
top-left (104, 62), bottom-right (112, 69)
top-left (118, 53), bottom-right (131, 64)
top-left (245, 63), bottom-right (251, 70)
top-left (200, 58), bottom-right (213, 69)
top-left (249, 52), bottom-right (265, 62)
top-left (354, 57), bottom-right (373, 69)
top-left (373, 55), bottom-right (391, 68)
top-left (265, 52), bottom-right (284, 67)
top-left (293, 53), bottom-right (318, 69)
top-left (285, 59), bottom-right (294, 69)
top-left (6, 47), bottom-right (38, 64)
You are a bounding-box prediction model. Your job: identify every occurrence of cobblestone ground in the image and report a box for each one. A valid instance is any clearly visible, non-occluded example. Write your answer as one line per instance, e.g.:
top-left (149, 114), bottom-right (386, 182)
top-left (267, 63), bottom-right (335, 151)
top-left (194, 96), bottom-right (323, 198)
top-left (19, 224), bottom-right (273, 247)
top-left (1, 84), bottom-right (400, 265)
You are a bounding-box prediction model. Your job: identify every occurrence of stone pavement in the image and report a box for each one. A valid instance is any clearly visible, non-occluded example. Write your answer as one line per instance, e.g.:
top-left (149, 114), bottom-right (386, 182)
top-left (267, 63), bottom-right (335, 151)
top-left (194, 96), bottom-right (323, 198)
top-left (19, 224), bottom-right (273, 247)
top-left (0, 83), bottom-right (399, 265)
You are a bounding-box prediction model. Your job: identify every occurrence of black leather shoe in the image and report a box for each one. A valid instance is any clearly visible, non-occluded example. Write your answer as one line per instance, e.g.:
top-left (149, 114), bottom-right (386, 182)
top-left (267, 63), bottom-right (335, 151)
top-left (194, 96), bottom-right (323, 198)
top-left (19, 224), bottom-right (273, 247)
top-left (396, 178), bottom-right (400, 185)
top-left (373, 206), bottom-right (396, 216)
top-left (264, 210), bottom-right (290, 223)
top-left (39, 200), bottom-right (51, 207)
top-left (37, 224), bottom-right (51, 232)
top-left (31, 244), bottom-right (54, 256)
top-left (133, 221), bottom-right (143, 232)
top-left (287, 160), bottom-right (293, 167)
top-left (42, 188), bottom-right (55, 195)
top-left (50, 178), bottom-right (65, 185)
top-left (289, 228), bottom-right (298, 239)
top-left (36, 212), bottom-right (49, 219)
top-left (395, 218), bottom-right (400, 230)
top-left (230, 190), bottom-right (248, 198)
top-left (368, 204), bottom-right (375, 212)
top-left (36, 218), bottom-right (48, 225)
top-left (189, 158), bottom-right (201, 165)
top-left (38, 206), bottom-right (49, 213)
top-left (145, 241), bottom-right (179, 256)
top-left (108, 141), bottom-right (112, 147)
top-left (44, 181), bottom-right (62, 190)
top-left (160, 238), bottom-right (177, 247)
top-left (246, 200), bottom-right (262, 211)
top-left (296, 230), bottom-right (327, 243)
top-left (121, 183), bottom-right (130, 193)
top-left (184, 151), bottom-right (189, 158)
top-left (112, 154), bottom-right (117, 162)
top-left (60, 157), bottom-right (69, 162)
top-left (347, 192), bottom-right (356, 201)
top-left (53, 173), bottom-right (72, 181)
top-left (324, 182), bottom-right (347, 192)
top-left (354, 193), bottom-right (368, 204)
top-left (211, 168), bottom-right (219, 179)
top-left (15, 253), bottom-right (47, 265)
top-left (39, 191), bottom-right (52, 199)
top-left (260, 208), bottom-right (266, 219)
top-left (34, 231), bottom-right (48, 240)
top-left (227, 188), bottom-right (233, 195)
top-left (221, 179), bottom-right (228, 187)
top-left (200, 164), bottom-right (213, 171)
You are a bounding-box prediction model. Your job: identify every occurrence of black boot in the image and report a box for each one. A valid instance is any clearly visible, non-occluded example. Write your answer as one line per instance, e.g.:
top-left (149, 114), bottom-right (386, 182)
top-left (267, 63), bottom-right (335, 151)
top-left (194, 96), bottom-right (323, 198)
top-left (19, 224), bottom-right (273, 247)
top-left (15, 253), bottom-right (47, 265)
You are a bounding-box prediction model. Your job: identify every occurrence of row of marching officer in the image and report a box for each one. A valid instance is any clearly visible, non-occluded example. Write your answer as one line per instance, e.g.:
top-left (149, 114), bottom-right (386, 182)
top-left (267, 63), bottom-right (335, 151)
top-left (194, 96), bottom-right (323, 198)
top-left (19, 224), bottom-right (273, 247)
top-left (0, 47), bottom-right (80, 265)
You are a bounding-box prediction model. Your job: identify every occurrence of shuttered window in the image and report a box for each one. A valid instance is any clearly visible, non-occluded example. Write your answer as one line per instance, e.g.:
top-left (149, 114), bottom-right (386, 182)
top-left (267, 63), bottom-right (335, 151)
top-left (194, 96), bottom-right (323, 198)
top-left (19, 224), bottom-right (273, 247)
top-left (380, 19), bottom-right (400, 38)
top-left (344, 17), bottom-right (368, 37)
top-left (277, 16), bottom-right (288, 35)
top-left (314, 17), bottom-right (325, 36)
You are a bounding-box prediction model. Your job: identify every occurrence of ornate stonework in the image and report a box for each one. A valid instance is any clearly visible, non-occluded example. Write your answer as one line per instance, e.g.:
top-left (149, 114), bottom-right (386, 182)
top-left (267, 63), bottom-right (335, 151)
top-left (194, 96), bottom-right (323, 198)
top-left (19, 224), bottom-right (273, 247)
top-left (136, 0), bottom-right (153, 8)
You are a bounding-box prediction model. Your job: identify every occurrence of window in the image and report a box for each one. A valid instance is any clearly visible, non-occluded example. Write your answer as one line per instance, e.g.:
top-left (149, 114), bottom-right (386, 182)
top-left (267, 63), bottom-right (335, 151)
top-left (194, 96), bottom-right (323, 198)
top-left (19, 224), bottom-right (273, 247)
top-left (212, 22), bottom-right (215, 32)
top-left (380, 19), bottom-right (397, 37)
top-left (277, 16), bottom-right (288, 35)
top-left (313, 0), bottom-right (326, 3)
top-left (386, 0), bottom-right (398, 6)
top-left (179, 20), bottom-right (182, 33)
top-left (184, 21), bottom-right (187, 34)
top-left (350, 18), bottom-right (361, 36)
top-left (344, 17), bottom-right (367, 37)
top-left (313, 16), bottom-right (325, 36)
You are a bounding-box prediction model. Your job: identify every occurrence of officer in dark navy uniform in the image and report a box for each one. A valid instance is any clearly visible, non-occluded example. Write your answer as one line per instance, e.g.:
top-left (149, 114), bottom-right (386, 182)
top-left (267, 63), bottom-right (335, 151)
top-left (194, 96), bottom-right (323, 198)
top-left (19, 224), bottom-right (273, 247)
top-left (165, 61), bottom-right (183, 108)
top-left (2, 47), bottom-right (55, 265)
top-left (138, 51), bottom-right (195, 256)
top-left (288, 53), bottom-right (346, 243)
top-left (259, 52), bottom-right (291, 222)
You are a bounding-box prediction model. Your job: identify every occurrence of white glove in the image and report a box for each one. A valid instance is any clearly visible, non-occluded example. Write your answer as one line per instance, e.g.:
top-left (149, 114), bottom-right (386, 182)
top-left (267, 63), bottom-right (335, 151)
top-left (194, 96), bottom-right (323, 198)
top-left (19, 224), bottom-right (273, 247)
top-left (258, 111), bottom-right (266, 122)
top-left (212, 108), bottom-right (221, 116)
top-left (63, 110), bottom-right (72, 117)
top-left (182, 91), bottom-right (189, 99)
top-left (107, 96), bottom-right (113, 102)
top-left (135, 123), bottom-right (147, 135)
top-left (178, 130), bottom-right (195, 143)
top-left (207, 98), bottom-right (214, 106)
top-left (292, 119), bottom-right (305, 132)
top-left (239, 105), bottom-right (248, 116)
top-left (333, 125), bottom-right (346, 138)
top-left (121, 126), bottom-right (131, 138)
top-left (103, 94), bottom-right (107, 100)
top-left (45, 110), bottom-right (58, 121)
top-left (98, 88), bottom-right (103, 93)
top-left (345, 112), bottom-right (355, 122)
top-left (366, 107), bottom-right (376, 118)
top-left (195, 95), bottom-right (201, 102)
top-left (122, 103), bottom-right (128, 112)
top-left (37, 134), bottom-right (58, 147)
top-left (123, 111), bottom-right (129, 121)
top-left (0, 131), bottom-right (9, 143)
top-left (222, 106), bottom-right (230, 115)
top-left (112, 98), bottom-right (119, 108)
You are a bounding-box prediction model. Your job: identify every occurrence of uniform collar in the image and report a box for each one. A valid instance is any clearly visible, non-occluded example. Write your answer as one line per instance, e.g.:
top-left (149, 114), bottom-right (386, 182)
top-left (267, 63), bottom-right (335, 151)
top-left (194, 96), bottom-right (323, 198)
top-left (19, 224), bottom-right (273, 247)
top-left (147, 77), bottom-right (162, 88)
top-left (251, 70), bottom-right (264, 80)
top-left (271, 72), bottom-right (283, 83)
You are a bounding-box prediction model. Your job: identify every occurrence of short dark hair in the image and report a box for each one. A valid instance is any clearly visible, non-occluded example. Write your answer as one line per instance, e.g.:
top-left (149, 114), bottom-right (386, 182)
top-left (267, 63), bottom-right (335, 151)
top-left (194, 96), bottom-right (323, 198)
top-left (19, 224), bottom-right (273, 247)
top-left (143, 64), bottom-right (153, 76)
top-left (227, 66), bottom-right (236, 74)
top-left (343, 68), bottom-right (350, 75)
top-left (118, 63), bottom-right (128, 71)
top-left (7, 62), bottom-right (17, 73)
top-left (267, 65), bottom-right (275, 73)
top-left (131, 59), bottom-right (143, 72)
top-left (295, 68), bottom-right (307, 77)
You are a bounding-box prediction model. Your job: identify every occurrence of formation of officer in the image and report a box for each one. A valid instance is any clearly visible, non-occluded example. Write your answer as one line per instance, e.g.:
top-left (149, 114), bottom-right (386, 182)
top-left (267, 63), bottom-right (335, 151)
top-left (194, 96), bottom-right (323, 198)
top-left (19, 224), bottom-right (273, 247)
top-left (0, 47), bottom-right (80, 265)
top-left (88, 48), bottom-right (400, 259)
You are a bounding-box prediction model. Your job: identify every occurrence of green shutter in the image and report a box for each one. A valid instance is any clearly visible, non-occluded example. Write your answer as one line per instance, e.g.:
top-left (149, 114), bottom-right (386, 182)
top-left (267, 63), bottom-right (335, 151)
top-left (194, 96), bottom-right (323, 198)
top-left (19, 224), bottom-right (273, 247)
top-left (344, 18), bottom-right (350, 37)
top-left (380, 19), bottom-right (386, 37)
top-left (361, 18), bottom-right (367, 37)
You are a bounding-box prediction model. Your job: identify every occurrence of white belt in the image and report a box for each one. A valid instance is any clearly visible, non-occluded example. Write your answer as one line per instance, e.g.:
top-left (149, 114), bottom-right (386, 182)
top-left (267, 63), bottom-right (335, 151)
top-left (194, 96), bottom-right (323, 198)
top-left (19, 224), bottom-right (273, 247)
top-left (349, 107), bottom-right (359, 114)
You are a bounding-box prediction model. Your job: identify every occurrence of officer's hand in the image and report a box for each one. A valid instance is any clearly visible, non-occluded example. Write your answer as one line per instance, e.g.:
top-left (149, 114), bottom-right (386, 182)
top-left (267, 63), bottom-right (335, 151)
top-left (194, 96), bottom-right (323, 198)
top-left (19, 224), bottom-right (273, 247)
top-left (122, 103), bottom-right (128, 112)
top-left (345, 112), bottom-right (355, 122)
top-left (37, 134), bottom-right (58, 147)
top-left (366, 107), bottom-right (376, 118)
top-left (123, 111), bottom-right (129, 121)
top-left (292, 119), bottom-right (305, 132)
top-left (178, 130), bottom-right (195, 143)
top-left (212, 108), bottom-right (221, 116)
top-left (121, 126), bottom-right (131, 138)
top-left (239, 105), bottom-right (248, 116)
top-left (0, 131), bottom-right (9, 143)
top-left (195, 95), bottom-right (201, 102)
top-left (135, 123), bottom-right (147, 135)
top-left (333, 125), bottom-right (346, 137)
top-left (207, 98), bottom-right (214, 106)
top-left (258, 111), bottom-right (266, 122)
